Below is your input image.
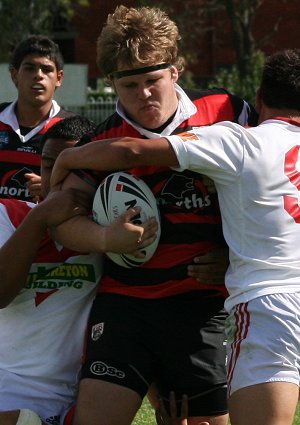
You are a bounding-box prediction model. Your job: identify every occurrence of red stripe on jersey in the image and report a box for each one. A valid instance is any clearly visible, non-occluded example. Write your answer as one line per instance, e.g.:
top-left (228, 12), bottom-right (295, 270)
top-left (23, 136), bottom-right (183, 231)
top-left (40, 117), bottom-right (63, 134)
top-left (91, 120), bottom-right (142, 141)
top-left (35, 289), bottom-right (58, 306)
top-left (99, 275), bottom-right (227, 298)
top-left (80, 88), bottom-right (255, 298)
top-left (0, 150), bottom-right (41, 165)
top-left (142, 242), bottom-right (219, 268)
top-left (0, 199), bottom-right (32, 227)
top-left (164, 212), bottom-right (221, 224)
top-left (0, 199), bottom-right (81, 263)
top-left (182, 94), bottom-right (235, 126)
top-left (0, 122), bottom-right (11, 131)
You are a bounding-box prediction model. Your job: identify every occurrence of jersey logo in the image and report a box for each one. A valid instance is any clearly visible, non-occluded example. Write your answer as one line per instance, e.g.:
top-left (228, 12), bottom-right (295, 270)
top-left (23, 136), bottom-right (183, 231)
top-left (11, 167), bottom-right (32, 186)
top-left (35, 290), bottom-right (58, 306)
top-left (161, 174), bottom-right (194, 199)
top-left (0, 167), bottom-right (31, 199)
top-left (177, 131), bottom-right (198, 141)
top-left (156, 173), bottom-right (215, 212)
top-left (0, 131), bottom-right (9, 148)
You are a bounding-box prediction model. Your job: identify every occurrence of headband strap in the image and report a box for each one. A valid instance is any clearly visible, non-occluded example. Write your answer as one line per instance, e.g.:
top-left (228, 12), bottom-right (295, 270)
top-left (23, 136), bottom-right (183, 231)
top-left (109, 63), bottom-right (171, 79)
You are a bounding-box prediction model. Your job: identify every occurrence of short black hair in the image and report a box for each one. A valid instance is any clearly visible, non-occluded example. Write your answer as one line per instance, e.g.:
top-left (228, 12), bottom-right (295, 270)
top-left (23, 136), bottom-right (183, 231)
top-left (10, 34), bottom-right (64, 71)
top-left (42, 116), bottom-right (96, 149)
top-left (260, 49), bottom-right (300, 110)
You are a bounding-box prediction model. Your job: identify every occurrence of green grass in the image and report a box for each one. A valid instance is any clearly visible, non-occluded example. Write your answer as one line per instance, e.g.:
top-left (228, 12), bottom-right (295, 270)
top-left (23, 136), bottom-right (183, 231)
top-left (132, 398), bottom-right (300, 425)
top-left (132, 398), bottom-right (156, 425)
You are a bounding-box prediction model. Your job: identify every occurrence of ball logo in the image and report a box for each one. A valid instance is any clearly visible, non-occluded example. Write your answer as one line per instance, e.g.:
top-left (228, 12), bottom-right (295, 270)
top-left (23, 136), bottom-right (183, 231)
top-left (92, 172), bottom-right (161, 268)
top-left (90, 361), bottom-right (125, 378)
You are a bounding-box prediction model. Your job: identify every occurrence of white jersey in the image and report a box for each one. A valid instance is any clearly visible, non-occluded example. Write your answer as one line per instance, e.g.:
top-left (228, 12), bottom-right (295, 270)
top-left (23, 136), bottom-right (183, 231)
top-left (167, 118), bottom-right (300, 311)
top-left (0, 199), bottom-right (103, 424)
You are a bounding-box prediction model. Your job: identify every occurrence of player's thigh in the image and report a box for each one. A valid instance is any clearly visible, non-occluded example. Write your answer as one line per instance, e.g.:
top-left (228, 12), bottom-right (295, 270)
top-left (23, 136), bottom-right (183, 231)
top-left (81, 293), bottom-right (154, 397)
top-left (155, 293), bottom-right (228, 417)
top-left (226, 294), bottom-right (300, 397)
top-left (228, 381), bottom-right (298, 425)
top-left (73, 379), bottom-right (142, 425)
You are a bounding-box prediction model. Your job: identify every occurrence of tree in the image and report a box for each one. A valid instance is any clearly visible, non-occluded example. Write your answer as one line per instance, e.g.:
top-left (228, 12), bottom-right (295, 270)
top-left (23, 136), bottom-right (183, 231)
top-left (0, 0), bottom-right (89, 61)
top-left (136, 0), bottom-right (292, 102)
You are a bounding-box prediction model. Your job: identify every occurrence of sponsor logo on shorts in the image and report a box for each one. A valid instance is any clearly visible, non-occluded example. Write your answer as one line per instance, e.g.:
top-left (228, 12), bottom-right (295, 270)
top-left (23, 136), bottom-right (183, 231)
top-left (45, 415), bottom-right (60, 424)
top-left (90, 361), bottom-right (125, 379)
top-left (91, 322), bottom-right (104, 341)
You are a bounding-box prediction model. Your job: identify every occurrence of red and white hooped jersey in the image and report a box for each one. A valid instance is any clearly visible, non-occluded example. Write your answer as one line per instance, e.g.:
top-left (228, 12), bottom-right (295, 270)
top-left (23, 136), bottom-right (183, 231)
top-left (0, 100), bottom-right (74, 201)
top-left (167, 118), bottom-right (300, 311)
top-left (0, 199), bottom-right (102, 423)
top-left (77, 84), bottom-right (257, 299)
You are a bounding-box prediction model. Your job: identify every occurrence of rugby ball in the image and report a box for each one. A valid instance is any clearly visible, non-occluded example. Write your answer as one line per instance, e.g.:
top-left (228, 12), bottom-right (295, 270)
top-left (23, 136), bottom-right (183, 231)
top-left (92, 171), bottom-right (161, 268)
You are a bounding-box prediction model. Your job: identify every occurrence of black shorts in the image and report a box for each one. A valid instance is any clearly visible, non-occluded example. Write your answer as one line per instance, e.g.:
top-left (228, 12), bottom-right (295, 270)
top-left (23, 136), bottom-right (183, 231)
top-left (81, 291), bottom-right (228, 416)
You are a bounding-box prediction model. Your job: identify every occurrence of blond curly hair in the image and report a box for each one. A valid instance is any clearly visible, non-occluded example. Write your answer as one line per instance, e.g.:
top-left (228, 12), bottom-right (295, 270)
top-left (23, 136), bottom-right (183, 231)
top-left (97, 5), bottom-right (185, 78)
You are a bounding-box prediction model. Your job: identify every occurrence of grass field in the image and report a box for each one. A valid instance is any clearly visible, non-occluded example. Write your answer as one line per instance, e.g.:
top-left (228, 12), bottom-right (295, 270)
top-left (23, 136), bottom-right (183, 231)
top-left (132, 398), bottom-right (300, 425)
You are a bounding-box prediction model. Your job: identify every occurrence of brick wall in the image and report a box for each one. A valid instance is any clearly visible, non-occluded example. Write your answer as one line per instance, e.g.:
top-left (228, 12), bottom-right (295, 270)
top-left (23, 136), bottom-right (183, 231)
top-left (70, 0), bottom-right (300, 84)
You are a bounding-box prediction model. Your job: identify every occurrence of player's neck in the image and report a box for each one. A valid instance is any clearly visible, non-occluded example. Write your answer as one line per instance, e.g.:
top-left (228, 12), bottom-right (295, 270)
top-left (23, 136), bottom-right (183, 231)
top-left (15, 100), bottom-right (52, 128)
top-left (258, 106), bottom-right (300, 124)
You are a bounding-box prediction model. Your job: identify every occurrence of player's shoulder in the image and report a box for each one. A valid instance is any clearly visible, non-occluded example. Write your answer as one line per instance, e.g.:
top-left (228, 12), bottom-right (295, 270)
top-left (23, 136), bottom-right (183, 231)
top-left (183, 87), bottom-right (230, 102)
top-left (78, 112), bottom-right (126, 146)
top-left (94, 112), bottom-right (124, 134)
top-left (56, 108), bottom-right (77, 119)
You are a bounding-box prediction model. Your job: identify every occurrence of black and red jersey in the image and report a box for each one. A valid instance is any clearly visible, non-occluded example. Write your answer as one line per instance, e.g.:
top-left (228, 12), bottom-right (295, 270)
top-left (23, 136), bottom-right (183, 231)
top-left (80, 87), bottom-right (258, 298)
top-left (0, 102), bottom-right (74, 201)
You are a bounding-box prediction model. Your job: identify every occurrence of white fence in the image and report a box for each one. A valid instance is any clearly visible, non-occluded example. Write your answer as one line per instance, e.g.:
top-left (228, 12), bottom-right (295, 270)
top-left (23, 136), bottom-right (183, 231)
top-left (0, 64), bottom-right (117, 123)
top-left (67, 95), bottom-right (117, 123)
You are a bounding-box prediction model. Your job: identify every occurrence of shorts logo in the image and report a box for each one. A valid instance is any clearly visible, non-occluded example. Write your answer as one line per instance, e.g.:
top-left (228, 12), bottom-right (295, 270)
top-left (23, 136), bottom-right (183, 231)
top-left (91, 322), bottom-right (104, 341)
top-left (45, 415), bottom-right (60, 424)
top-left (90, 361), bottom-right (125, 379)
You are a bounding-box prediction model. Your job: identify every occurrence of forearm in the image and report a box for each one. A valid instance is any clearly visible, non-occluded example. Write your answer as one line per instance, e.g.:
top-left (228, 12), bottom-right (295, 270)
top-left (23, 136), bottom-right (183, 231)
top-left (51, 137), bottom-right (179, 186)
top-left (51, 208), bottom-right (149, 256)
top-left (0, 209), bottom-right (47, 307)
top-left (50, 215), bottom-right (108, 253)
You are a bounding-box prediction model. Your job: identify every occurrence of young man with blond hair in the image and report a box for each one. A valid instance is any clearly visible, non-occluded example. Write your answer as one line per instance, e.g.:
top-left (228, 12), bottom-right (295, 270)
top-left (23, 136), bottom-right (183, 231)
top-left (50, 5), bottom-right (257, 425)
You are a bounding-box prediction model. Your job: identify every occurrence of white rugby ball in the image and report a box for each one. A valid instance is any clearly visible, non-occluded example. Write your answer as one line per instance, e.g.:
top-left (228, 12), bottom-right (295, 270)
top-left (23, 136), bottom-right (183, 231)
top-left (92, 171), bottom-right (161, 268)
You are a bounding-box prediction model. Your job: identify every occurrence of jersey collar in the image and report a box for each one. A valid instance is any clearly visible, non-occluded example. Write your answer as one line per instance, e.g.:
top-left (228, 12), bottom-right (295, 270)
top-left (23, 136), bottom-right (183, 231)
top-left (270, 116), bottom-right (300, 127)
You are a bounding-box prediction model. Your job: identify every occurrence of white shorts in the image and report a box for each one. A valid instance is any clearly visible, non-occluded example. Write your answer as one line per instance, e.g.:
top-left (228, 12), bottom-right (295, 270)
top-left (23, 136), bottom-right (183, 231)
top-left (226, 292), bottom-right (300, 397)
top-left (0, 370), bottom-right (74, 425)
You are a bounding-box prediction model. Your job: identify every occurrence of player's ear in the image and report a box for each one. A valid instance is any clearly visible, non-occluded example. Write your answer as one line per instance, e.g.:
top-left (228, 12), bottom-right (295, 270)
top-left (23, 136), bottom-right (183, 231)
top-left (10, 67), bottom-right (18, 87)
top-left (55, 69), bottom-right (64, 88)
top-left (170, 66), bottom-right (179, 83)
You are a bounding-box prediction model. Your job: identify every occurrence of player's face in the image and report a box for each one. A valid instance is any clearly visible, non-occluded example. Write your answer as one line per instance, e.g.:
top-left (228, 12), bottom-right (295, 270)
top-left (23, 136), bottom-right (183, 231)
top-left (112, 66), bottom-right (179, 130)
top-left (41, 139), bottom-right (76, 198)
top-left (10, 54), bottom-right (63, 108)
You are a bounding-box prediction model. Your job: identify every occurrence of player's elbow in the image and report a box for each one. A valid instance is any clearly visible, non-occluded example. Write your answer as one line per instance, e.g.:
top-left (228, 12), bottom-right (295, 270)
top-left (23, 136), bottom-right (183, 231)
top-left (119, 138), bottom-right (150, 167)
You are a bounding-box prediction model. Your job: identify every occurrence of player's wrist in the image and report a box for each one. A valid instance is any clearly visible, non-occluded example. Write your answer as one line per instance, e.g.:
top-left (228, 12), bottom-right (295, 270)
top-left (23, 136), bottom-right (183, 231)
top-left (28, 204), bottom-right (49, 231)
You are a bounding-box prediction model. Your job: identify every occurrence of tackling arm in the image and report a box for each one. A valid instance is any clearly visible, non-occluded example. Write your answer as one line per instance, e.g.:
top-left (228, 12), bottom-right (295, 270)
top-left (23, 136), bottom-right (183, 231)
top-left (50, 172), bottom-right (158, 254)
top-left (50, 137), bottom-right (179, 187)
top-left (0, 188), bottom-right (90, 307)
